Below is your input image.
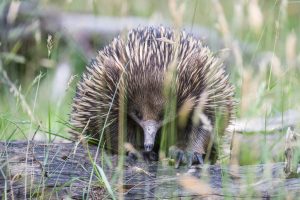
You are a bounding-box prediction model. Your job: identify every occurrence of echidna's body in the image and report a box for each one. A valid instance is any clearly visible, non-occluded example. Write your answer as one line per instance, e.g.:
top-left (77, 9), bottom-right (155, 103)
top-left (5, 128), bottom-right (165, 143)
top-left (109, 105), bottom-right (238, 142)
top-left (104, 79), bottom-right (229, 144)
top-left (70, 26), bottom-right (234, 166)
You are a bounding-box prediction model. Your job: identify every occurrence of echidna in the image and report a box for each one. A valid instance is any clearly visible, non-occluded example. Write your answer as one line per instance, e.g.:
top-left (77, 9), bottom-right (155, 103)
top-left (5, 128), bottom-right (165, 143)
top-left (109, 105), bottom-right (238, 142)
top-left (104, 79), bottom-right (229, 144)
top-left (70, 26), bottom-right (234, 168)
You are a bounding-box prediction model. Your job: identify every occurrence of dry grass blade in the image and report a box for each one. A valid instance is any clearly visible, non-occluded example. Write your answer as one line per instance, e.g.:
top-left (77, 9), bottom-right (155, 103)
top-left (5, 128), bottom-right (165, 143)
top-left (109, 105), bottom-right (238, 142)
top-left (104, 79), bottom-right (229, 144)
top-left (0, 68), bottom-right (41, 127)
top-left (247, 0), bottom-right (264, 33)
top-left (168, 0), bottom-right (185, 27)
top-left (178, 175), bottom-right (212, 196)
top-left (6, 1), bottom-right (21, 25)
top-left (286, 32), bottom-right (297, 68)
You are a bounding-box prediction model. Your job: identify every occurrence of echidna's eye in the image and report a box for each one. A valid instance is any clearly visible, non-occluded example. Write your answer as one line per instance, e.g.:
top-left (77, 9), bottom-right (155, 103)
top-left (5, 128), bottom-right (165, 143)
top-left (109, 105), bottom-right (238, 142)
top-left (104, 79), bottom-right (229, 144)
top-left (159, 112), bottom-right (164, 120)
top-left (134, 110), bottom-right (142, 120)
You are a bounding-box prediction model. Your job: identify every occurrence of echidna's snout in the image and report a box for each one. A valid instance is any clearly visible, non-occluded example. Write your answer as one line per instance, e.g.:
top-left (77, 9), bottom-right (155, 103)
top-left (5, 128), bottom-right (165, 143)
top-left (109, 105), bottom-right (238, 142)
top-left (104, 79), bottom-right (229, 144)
top-left (140, 120), bottom-right (160, 152)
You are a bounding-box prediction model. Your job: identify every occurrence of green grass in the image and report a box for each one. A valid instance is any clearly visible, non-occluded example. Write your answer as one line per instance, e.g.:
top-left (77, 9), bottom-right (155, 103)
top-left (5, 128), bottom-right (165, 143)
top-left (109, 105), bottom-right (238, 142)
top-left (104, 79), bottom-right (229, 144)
top-left (1, 0), bottom-right (299, 162)
top-left (1, 0), bottom-right (300, 198)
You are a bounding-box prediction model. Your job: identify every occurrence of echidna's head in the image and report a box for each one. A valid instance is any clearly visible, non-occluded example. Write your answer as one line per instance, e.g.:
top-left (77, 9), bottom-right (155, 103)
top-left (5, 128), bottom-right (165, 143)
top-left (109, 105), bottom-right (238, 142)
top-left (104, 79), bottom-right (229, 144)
top-left (127, 79), bottom-right (165, 152)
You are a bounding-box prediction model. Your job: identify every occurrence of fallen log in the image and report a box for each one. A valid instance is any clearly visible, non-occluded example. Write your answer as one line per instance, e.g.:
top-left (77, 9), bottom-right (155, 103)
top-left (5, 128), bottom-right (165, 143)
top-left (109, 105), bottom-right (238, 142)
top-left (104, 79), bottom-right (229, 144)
top-left (0, 141), bottom-right (299, 199)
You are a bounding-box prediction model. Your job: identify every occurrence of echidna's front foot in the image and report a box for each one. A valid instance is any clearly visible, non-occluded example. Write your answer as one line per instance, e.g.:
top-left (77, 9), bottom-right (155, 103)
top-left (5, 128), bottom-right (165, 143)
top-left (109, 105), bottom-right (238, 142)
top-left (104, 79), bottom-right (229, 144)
top-left (126, 150), bottom-right (158, 165)
top-left (142, 151), bottom-right (158, 162)
top-left (169, 146), bottom-right (204, 168)
top-left (126, 151), bottom-right (139, 165)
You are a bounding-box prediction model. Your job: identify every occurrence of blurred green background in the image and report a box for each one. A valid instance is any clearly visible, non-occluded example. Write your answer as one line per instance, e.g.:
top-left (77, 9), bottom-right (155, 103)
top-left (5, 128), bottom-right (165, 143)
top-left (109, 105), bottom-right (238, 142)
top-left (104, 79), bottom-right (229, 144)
top-left (0, 0), bottom-right (299, 165)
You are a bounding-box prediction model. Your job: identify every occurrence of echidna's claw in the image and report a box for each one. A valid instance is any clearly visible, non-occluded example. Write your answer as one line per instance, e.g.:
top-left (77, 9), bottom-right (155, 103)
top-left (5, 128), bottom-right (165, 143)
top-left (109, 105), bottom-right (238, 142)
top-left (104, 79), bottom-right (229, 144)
top-left (169, 146), bottom-right (185, 168)
top-left (126, 151), bottom-right (138, 165)
top-left (175, 150), bottom-right (184, 169)
top-left (188, 152), bottom-right (204, 168)
top-left (142, 151), bottom-right (158, 162)
top-left (187, 152), bottom-right (193, 168)
top-left (187, 152), bottom-right (204, 168)
top-left (126, 150), bottom-right (158, 165)
top-left (195, 153), bottom-right (204, 165)
top-left (169, 146), bottom-right (204, 168)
